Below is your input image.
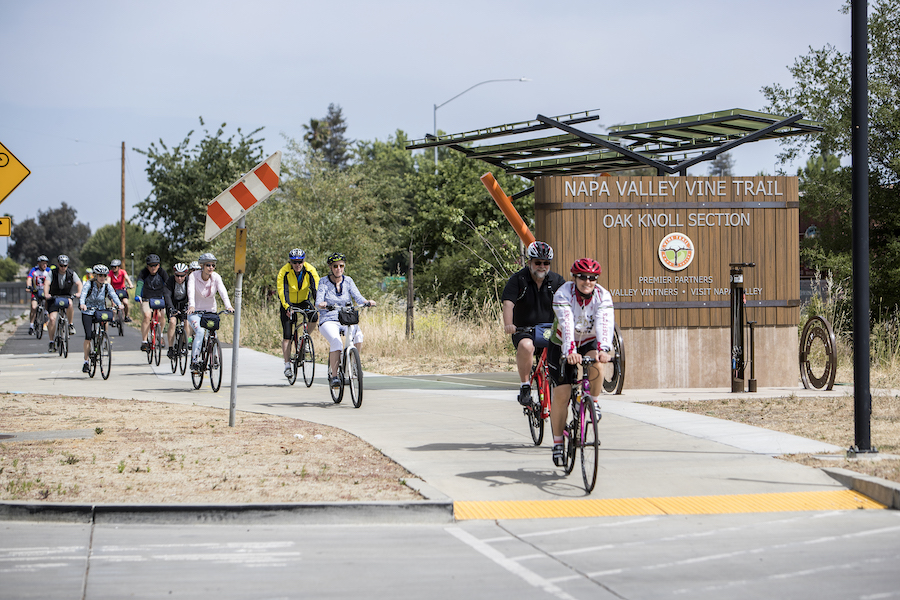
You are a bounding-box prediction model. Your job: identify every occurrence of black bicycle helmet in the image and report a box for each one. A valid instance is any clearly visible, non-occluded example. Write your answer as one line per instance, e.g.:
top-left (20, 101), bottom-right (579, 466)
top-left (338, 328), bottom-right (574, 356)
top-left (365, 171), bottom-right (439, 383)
top-left (146, 254), bottom-right (160, 265)
top-left (326, 252), bottom-right (346, 265)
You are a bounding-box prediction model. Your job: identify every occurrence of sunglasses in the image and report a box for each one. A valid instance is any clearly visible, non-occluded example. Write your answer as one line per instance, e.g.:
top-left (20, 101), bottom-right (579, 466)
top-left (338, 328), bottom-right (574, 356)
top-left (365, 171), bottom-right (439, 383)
top-left (174, 273), bottom-right (187, 277)
top-left (532, 260), bottom-right (551, 266)
top-left (204, 264), bottom-right (216, 268)
top-left (290, 260), bottom-right (304, 265)
top-left (148, 263), bottom-right (160, 267)
top-left (575, 274), bottom-right (598, 281)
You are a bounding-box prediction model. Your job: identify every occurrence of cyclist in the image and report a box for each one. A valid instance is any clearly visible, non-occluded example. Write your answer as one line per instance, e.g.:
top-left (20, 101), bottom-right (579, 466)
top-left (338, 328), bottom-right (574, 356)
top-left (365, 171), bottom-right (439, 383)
top-left (277, 248), bottom-right (320, 379)
top-left (134, 254), bottom-right (169, 351)
top-left (189, 260), bottom-right (200, 273)
top-left (43, 254), bottom-right (82, 352)
top-left (82, 268), bottom-right (94, 285)
top-left (108, 259), bottom-right (134, 322)
top-left (547, 258), bottom-right (614, 467)
top-left (187, 253), bottom-right (234, 373)
top-left (164, 263), bottom-right (190, 359)
top-left (315, 252), bottom-right (375, 388)
top-left (501, 241), bottom-right (565, 406)
top-left (78, 264), bottom-right (122, 373)
top-left (26, 255), bottom-right (51, 336)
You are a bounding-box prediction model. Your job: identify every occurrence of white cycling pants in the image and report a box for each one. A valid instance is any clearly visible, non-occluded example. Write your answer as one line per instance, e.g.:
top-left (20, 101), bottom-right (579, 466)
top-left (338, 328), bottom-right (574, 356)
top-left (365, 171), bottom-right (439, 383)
top-left (318, 320), bottom-right (363, 353)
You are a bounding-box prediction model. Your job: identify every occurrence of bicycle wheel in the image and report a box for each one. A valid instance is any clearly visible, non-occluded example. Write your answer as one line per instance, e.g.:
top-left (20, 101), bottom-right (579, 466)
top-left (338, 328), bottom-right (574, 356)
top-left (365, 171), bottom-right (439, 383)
top-left (170, 330), bottom-right (179, 373)
top-left (301, 333), bottom-right (315, 387)
top-left (287, 333), bottom-right (299, 385)
top-left (177, 327), bottom-right (188, 376)
top-left (117, 311), bottom-right (125, 336)
top-left (191, 346), bottom-right (205, 390)
top-left (580, 402), bottom-right (599, 493)
top-left (527, 381), bottom-right (545, 446)
top-left (88, 337), bottom-right (98, 379)
top-left (330, 363), bottom-right (344, 404)
top-left (563, 395), bottom-right (577, 475)
top-left (99, 332), bottom-right (112, 380)
top-left (60, 322), bottom-right (69, 358)
top-left (347, 347), bottom-right (363, 408)
top-left (35, 309), bottom-right (45, 339)
top-left (153, 321), bottom-right (162, 366)
top-left (209, 337), bottom-right (223, 392)
top-left (602, 323), bottom-right (626, 395)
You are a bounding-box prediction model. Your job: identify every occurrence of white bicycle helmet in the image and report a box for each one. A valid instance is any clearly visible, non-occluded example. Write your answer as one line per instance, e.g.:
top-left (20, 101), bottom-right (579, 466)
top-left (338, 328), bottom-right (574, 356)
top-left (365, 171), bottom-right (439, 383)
top-left (526, 241), bottom-right (554, 261)
top-left (93, 264), bottom-right (110, 275)
top-left (198, 252), bottom-right (217, 264)
top-left (173, 263), bottom-right (189, 274)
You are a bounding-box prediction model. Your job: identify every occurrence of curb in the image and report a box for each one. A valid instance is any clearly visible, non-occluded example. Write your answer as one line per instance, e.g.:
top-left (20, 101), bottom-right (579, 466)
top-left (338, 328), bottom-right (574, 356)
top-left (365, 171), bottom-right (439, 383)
top-left (0, 500), bottom-right (455, 525)
top-left (822, 467), bottom-right (900, 510)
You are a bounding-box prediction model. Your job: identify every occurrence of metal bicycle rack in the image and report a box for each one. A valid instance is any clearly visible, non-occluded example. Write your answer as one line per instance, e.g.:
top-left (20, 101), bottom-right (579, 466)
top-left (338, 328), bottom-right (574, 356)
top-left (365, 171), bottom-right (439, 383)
top-left (799, 316), bottom-right (837, 390)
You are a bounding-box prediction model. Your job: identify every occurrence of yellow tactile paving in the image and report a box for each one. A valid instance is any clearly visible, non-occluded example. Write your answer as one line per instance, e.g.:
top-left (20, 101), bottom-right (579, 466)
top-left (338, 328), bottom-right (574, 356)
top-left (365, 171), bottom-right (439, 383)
top-left (453, 490), bottom-right (885, 520)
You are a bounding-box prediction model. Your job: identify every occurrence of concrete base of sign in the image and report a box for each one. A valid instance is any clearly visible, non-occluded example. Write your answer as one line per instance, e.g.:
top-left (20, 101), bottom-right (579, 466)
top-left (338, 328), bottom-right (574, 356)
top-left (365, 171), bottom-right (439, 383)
top-left (621, 325), bottom-right (798, 389)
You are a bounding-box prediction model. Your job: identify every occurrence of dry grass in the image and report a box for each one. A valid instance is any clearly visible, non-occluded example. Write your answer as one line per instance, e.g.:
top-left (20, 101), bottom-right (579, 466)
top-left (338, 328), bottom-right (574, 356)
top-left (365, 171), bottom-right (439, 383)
top-left (0, 394), bottom-right (420, 504)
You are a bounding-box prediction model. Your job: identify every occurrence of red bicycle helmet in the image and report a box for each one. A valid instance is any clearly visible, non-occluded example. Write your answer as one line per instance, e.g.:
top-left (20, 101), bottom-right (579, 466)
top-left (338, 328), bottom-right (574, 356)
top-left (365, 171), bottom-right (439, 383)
top-left (570, 258), bottom-right (602, 275)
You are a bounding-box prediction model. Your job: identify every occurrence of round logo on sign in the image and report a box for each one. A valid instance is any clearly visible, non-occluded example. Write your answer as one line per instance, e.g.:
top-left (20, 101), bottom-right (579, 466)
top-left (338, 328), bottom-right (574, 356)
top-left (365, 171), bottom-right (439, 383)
top-left (658, 232), bottom-right (694, 271)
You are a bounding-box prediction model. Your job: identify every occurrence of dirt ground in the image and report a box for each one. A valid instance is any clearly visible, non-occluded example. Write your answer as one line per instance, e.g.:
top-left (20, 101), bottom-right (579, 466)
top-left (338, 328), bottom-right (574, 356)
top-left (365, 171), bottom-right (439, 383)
top-left (1, 315), bottom-right (898, 504)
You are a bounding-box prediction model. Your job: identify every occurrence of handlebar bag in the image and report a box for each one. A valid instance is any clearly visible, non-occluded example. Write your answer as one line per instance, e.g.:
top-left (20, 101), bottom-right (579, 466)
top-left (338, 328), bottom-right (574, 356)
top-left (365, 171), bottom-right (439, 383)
top-left (115, 289), bottom-right (129, 299)
top-left (54, 297), bottom-right (71, 309)
top-left (338, 307), bottom-right (359, 326)
top-left (93, 309), bottom-right (115, 323)
top-left (148, 297), bottom-right (165, 309)
top-left (200, 313), bottom-right (220, 331)
top-left (534, 323), bottom-right (553, 348)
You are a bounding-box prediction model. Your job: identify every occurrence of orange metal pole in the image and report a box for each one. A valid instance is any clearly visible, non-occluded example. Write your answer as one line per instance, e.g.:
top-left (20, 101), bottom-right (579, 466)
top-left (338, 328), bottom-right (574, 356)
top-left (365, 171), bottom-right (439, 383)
top-left (480, 172), bottom-right (535, 246)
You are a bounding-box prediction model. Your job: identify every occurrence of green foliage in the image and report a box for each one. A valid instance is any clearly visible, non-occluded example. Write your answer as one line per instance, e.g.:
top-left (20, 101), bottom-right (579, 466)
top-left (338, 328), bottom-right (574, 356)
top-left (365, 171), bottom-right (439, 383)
top-left (8, 203), bottom-right (91, 272)
top-left (303, 103), bottom-right (352, 170)
top-left (79, 221), bottom-right (168, 269)
top-left (134, 118), bottom-right (265, 264)
top-left (763, 0), bottom-right (900, 311)
top-left (210, 137), bottom-right (385, 299)
top-left (0, 257), bottom-right (19, 281)
top-left (707, 152), bottom-right (735, 176)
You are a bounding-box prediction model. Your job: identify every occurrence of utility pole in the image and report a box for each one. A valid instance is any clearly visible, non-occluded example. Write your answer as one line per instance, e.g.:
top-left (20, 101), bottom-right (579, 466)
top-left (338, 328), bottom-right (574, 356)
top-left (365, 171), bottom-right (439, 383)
top-left (120, 142), bottom-right (126, 261)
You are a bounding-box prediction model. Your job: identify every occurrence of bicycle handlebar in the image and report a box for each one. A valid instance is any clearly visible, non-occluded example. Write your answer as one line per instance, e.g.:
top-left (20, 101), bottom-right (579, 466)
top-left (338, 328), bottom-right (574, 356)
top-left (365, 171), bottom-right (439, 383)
top-left (324, 302), bottom-right (372, 311)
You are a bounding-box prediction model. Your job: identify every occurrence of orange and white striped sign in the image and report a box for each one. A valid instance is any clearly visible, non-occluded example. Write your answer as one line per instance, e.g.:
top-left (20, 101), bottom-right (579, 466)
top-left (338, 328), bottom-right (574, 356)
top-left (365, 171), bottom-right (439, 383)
top-left (204, 151), bottom-right (281, 241)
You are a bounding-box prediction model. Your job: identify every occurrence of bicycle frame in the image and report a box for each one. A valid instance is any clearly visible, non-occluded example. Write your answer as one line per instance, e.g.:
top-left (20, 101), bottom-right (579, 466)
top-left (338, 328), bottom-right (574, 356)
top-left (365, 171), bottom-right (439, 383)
top-left (287, 306), bottom-right (315, 387)
top-left (327, 303), bottom-right (367, 408)
top-left (562, 357), bottom-right (601, 493)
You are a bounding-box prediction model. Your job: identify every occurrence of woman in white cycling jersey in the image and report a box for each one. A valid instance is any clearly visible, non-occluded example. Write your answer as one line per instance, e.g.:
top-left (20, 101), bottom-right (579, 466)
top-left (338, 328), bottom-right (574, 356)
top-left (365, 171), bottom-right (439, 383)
top-left (187, 253), bottom-right (234, 373)
top-left (547, 258), bottom-right (615, 467)
top-left (78, 264), bottom-right (123, 373)
top-left (315, 252), bottom-right (376, 388)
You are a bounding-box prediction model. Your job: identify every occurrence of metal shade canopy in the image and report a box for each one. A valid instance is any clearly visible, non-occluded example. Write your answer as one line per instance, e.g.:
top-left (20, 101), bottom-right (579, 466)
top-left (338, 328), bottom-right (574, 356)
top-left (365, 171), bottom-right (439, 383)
top-left (407, 108), bottom-right (823, 180)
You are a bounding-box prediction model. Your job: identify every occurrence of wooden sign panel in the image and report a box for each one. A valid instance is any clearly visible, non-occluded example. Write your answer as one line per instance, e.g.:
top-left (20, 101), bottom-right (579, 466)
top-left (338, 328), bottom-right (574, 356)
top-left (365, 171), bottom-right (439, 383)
top-left (534, 176), bottom-right (800, 329)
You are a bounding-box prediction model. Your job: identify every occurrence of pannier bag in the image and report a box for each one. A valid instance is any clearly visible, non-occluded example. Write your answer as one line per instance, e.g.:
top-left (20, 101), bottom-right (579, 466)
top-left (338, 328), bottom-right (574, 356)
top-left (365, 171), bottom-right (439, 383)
top-left (338, 307), bottom-right (359, 326)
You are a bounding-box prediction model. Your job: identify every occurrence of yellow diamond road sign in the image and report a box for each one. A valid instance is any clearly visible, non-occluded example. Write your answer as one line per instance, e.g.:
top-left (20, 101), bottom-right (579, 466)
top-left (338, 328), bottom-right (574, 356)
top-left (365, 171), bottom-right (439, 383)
top-left (0, 141), bottom-right (31, 204)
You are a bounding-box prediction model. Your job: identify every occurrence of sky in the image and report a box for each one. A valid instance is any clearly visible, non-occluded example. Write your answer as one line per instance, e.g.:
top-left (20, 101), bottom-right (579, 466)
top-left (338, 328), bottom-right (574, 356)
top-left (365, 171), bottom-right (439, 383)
top-left (0, 0), bottom-right (851, 259)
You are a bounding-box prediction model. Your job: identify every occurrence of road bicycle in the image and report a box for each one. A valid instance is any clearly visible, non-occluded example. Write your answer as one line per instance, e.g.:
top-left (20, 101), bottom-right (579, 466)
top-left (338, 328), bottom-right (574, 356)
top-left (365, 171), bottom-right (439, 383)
top-left (190, 310), bottom-right (230, 392)
top-left (561, 355), bottom-right (601, 493)
top-left (87, 309), bottom-right (113, 380)
top-left (51, 297), bottom-right (72, 358)
top-left (169, 310), bottom-right (188, 375)
top-left (111, 289), bottom-right (129, 337)
top-left (516, 325), bottom-right (553, 446)
top-left (325, 303), bottom-right (369, 408)
top-left (145, 298), bottom-right (165, 366)
top-left (286, 304), bottom-right (315, 387)
top-left (33, 295), bottom-right (48, 340)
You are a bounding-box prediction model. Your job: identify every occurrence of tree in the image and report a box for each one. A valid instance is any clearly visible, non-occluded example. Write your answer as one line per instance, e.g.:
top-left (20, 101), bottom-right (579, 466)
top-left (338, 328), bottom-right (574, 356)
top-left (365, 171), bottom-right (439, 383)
top-left (707, 152), bottom-right (735, 176)
top-left (9, 203), bottom-right (91, 272)
top-left (134, 118), bottom-right (265, 263)
top-left (80, 221), bottom-right (168, 270)
top-left (0, 257), bottom-right (19, 281)
top-left (762, 0), bottom-right (900, 310)
top-left (303, 104), bottom-right (352, 170)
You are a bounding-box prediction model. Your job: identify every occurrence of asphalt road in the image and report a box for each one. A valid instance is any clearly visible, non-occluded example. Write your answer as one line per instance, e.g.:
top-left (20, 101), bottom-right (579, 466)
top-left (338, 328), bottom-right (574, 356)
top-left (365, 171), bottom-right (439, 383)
top-left (2, 318), bottom-right (899, 599)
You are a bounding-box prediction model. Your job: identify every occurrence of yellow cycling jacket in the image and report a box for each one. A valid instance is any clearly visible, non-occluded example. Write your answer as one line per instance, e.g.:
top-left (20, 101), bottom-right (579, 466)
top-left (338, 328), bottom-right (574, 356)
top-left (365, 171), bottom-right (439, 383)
top-left (277, 262), bottom-right (321, 309)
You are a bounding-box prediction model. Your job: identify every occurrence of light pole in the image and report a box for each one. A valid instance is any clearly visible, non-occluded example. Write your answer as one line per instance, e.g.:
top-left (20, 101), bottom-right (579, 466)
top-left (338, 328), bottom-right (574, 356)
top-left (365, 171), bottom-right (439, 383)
top-left (433, 77), bottom-right (530, 168)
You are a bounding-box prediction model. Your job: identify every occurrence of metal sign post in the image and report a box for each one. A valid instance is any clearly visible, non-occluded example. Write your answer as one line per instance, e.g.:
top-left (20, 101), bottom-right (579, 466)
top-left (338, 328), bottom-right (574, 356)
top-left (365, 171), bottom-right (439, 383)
top-left (229, 218), bottom-right (247, 427)
top-left (729, 262), bottom-right (755, 392)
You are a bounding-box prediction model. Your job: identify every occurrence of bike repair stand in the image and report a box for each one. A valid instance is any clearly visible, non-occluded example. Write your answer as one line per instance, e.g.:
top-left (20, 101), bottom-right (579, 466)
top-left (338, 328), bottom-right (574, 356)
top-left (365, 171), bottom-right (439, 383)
top-left (729, 262), bottom-right (756, 393)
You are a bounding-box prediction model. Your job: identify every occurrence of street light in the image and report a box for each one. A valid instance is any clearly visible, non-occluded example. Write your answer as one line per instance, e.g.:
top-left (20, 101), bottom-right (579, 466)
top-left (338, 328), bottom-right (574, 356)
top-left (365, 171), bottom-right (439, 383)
top-left (433, 77), bottom-right (530, 167)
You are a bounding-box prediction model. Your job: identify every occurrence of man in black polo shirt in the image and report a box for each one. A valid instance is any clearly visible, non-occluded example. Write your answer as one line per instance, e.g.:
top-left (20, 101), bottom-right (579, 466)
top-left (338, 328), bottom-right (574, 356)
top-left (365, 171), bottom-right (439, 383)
top-left (502, 241), bottom-right (565, 405)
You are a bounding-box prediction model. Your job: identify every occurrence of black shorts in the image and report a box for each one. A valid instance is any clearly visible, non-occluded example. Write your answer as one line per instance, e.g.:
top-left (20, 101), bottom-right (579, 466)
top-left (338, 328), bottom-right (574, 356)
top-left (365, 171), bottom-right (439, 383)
top-left (547, 340), bottom-right (599, 386)
top-left (280, 301), bottom-right (318, 340)
top-left (81, 312), bottom-right (96, 340)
